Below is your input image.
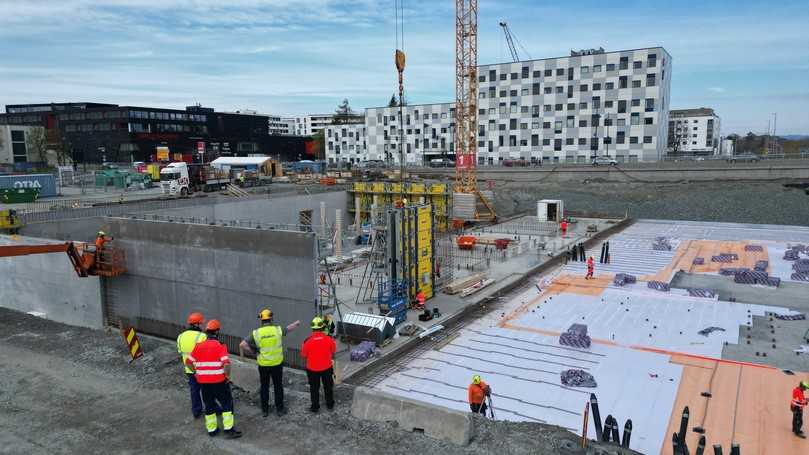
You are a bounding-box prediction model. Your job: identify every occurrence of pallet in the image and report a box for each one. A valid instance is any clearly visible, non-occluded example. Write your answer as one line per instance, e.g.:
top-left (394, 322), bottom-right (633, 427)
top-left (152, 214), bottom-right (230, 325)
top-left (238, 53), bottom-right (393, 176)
top-left (443, 273), bottom-right (487, 294)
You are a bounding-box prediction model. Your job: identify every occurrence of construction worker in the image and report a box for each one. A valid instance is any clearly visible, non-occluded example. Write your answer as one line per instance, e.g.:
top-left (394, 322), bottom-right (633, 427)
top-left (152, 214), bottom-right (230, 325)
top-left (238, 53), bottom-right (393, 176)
top-left (560, 218), bottom-right (568, 237)
top-left (468, 374), bottom-right (491, 417)
top-left (186, 320), bottom-right (242, 439)
top-left (94, 231), bottom-right (112, 264)
top-left (586, 256), bottom-right (595, 280)
top-left (323, 313), bottom-right (336, 338)
top-left (177, 312), bottom-right (208, 419)
top-left (415, 290), bottom-right (426, 310)
top-left (301, 316), bottom-right (337, 413)
top-left (239, 309), bottom-right (300, 418)
top-left (792, 381), bottom-right (809, 437)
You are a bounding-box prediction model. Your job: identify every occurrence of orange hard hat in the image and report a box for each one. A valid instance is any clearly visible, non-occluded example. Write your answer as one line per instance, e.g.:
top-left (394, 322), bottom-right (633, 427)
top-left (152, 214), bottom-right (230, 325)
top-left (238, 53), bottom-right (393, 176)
top-left (205, 319), bottom-right (221, 332)
top-left (187, 312), bottom-right (204, 325)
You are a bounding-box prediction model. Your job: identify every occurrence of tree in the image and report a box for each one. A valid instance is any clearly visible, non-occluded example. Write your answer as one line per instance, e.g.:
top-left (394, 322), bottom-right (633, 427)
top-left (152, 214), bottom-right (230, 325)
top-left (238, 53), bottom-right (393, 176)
top-left (388, 94), bottom-right (398, 107)
top-left (333, 98), bottom-right (357, 125)
top-left (46, 128), bottom-right (72, 165)
top-left (25, 128), bottom-right (48, 163)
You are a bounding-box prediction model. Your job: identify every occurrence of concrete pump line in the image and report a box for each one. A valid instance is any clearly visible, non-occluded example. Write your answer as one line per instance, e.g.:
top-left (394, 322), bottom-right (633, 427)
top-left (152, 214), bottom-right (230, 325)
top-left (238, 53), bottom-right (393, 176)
top-left (466, 328), bottom-right (607, 357)
top-left (420, 355), bottom-right (589, 394)
top-left (399, 372), bottom-right (580, 416)
top-left (446, 343), bottom-right (593, 370)
top-left (467, 338), bottom-right (600, 364)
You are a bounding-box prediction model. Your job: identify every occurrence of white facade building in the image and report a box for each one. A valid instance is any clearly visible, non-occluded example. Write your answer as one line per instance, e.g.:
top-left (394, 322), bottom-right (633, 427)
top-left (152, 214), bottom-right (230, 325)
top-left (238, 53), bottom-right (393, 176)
top-left (0, 125), bottom-right (44, 164)
top-left (325, 123), bottom-right (367, 162)
top-left (268, 115), bottom-right (294, 135)
top-left (667, 108), bottom-right (721, 155)
top-left (288, 114), bottom-right (334, 136)
top-left (326, 47), bottom-right (673, 164)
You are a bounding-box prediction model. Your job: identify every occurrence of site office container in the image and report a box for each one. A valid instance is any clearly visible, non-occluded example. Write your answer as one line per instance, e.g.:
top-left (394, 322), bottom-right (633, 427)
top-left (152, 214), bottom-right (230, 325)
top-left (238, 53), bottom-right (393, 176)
top-left (0, 174), bottom-right (57, 198)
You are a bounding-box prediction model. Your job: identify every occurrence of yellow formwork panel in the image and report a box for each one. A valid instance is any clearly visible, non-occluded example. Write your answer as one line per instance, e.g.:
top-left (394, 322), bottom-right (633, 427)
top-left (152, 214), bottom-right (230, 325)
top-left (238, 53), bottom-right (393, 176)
top-left (353, 182), bottom-right (366, 192)
top-left (409, 182), bottom-right (426, 194)
top-left (389, 182), bottom-right (403, 195)
top-left (371, 182), bottom-right (386, 193)
top-left (429, 183), bottom-right (448, 194)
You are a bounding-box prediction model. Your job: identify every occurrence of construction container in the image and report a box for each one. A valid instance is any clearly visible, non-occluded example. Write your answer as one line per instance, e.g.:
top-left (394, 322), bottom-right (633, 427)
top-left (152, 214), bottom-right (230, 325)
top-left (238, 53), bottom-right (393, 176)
top-left (537, 199), bottom-right (564, 222)
top-left (146, 164), bottom-right (161, 182)
top-left (0, 188), bottom-right (40, 203)
top-left (0, 174), bottom-right (57, 198)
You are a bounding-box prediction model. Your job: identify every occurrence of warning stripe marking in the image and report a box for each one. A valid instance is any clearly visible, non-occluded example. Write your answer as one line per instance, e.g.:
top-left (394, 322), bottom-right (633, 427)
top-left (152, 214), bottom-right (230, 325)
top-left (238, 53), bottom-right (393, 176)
top-left (126, 329), bottom-right (135, 344)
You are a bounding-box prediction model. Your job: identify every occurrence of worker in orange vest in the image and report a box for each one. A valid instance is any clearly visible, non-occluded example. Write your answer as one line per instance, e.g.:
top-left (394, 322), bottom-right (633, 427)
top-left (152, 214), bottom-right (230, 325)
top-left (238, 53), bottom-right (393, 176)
top-left (560, 219), bottom-right (568, 237)
top-left (468, 375), bottom-right (491, 417)
top-left (586, 256), bottom-right (594, 280)
top-left (415, 290), bottom-right (426, 310)
top-left (792, 381), bottom-right (809, 437)
top-left (301, 317), bottom-right (337, 412)
top-left (186, 320), bottom-right (242, 439)
top-left (94, 231), bottom-right (112, 264)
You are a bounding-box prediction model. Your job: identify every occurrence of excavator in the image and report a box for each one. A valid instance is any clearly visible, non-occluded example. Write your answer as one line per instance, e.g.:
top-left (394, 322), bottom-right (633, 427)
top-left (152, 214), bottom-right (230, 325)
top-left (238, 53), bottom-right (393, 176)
top-left (0, 240), bottom-right (126, 277)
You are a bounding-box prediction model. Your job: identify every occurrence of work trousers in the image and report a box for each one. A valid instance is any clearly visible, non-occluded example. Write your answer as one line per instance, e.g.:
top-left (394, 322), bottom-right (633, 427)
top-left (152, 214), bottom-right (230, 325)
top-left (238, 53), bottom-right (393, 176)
top-left (793, 405), bottom-right (804, 434)
top-left (470, 402), bottom-right (488, 417)
top-left (187, 373), bottom-right (203, 417)
top-left (258, 364), bottom-right (285, 412)
top-left (200, 381), bottom-right (235, 435)
top-left (307, 367), bottom-right (334, 410)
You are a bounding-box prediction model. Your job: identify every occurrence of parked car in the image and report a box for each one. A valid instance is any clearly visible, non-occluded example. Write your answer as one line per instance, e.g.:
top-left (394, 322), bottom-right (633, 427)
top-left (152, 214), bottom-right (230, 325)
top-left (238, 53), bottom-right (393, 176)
top-left (429, 158), bottom-right (454, 168)
top-left (727, 154), bottom-right (760, 163)
top-left (591, 156), bottom-right (618, 166)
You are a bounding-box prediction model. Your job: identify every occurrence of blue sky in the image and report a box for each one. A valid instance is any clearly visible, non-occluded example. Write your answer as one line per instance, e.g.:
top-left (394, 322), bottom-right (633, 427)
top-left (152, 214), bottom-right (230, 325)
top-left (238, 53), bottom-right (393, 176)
top-left (1, 0), bottom-right (807, 134)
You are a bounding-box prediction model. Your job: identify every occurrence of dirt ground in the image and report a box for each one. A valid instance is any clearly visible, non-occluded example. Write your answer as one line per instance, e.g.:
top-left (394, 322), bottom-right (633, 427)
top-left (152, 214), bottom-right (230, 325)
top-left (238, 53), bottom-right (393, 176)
top-left (0, 308), bottom-right (638, 455)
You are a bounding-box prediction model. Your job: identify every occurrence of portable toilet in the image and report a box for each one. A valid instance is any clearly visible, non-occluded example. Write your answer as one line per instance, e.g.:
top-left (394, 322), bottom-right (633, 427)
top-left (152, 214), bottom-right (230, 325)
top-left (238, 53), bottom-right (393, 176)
top-left (537, 199), bottom-right (564, 222)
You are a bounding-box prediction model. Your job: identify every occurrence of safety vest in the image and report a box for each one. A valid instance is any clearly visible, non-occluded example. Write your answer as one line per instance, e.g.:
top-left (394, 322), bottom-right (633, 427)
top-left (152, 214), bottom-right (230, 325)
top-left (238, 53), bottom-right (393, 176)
top-left (252, 325), bottom-right (284, 367)
top-left (177, 329), bottom-right (207, 374)
top-left (188, 339), bottom-right (229, 384)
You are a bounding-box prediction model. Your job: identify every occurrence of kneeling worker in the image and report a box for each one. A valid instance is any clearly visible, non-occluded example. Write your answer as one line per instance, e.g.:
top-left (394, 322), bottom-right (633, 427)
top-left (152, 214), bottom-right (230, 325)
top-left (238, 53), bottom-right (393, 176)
top-left (301, 316), bottom-right (337, 412)
top-left (239, 309), bottom-right (300, 417)
top-left (468, 374), bottom-right (491, 417)
top-left (187, 320), bottom-right (242, 439)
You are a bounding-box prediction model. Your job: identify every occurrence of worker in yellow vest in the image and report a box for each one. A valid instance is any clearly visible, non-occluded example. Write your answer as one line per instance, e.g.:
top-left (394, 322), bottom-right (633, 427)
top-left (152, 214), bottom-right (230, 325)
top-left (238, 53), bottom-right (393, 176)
top-left (239, 309), bottom-right (300, 417)
top-left (177, 312), bottom-right (208, 419)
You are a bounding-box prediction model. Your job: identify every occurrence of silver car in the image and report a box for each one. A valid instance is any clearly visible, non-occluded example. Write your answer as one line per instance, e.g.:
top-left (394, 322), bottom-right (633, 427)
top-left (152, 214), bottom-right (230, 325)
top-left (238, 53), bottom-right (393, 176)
top-left (591, 156), bottom-right (618, 166)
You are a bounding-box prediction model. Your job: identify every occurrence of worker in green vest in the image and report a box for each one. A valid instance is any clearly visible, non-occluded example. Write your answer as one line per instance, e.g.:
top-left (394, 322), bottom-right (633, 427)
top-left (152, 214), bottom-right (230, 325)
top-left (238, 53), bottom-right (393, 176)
top-left (239, 309), bottom-right (300, 417)
top-left (177, 312), bottom-right (208, 419)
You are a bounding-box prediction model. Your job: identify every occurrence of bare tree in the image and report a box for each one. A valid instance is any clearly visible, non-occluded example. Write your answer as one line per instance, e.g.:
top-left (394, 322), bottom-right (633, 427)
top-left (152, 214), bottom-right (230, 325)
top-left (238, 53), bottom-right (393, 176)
top-left (26, 128), bottom-right (48, 163)
top-left (333, 99), bottom-right (357, 125)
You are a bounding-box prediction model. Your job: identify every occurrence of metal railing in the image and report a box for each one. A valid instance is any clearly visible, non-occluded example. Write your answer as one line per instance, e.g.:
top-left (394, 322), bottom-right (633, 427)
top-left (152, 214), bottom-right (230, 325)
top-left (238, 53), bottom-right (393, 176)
top-left (121, 212), bottom-right (320, 234)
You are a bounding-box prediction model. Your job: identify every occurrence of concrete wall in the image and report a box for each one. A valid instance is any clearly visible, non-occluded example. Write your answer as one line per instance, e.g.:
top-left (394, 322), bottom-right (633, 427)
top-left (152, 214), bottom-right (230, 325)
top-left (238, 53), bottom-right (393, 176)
top-left (146, 191), bottom-right (348, 227)
top-left (21, 217), bottom-right (109, 244)
top-left (0, 235), bottom-right (103, 329)
top-left (105, 218), bottom-right (318, 350)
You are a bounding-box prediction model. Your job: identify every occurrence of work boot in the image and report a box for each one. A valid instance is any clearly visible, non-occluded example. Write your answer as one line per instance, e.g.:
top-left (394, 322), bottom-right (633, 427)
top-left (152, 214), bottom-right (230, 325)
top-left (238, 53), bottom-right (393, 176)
top-left (262, 407), bottom-right (269, 418)
top-left (224, 429), bottom-right (243, 440)
top-left (208, 429), bottom-right (220, 438)
top-left (796, 431), bottom-right (806, 439)
top-left (276, 407), bottom-right (287, 417)
top-left (309, 406), bottom-right (319, 413)
top-left (326, 402), bottom-right (335, 411)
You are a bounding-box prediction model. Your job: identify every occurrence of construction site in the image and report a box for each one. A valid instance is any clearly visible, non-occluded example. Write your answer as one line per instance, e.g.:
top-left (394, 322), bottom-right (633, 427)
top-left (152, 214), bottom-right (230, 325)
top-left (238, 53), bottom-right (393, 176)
top-left (2, 2), bottom-right (809, 455)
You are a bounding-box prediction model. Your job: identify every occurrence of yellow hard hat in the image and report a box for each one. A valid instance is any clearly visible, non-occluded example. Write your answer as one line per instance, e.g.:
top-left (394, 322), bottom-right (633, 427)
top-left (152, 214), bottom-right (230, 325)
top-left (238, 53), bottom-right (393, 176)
top-left (311, 316), bottom-right (326, 330)
top-left (472, 374), bottom-right (481, 385)
top-left (802, 381), bottom-right (809, 389)
top-left (258, 309), bottom-right (273, 321)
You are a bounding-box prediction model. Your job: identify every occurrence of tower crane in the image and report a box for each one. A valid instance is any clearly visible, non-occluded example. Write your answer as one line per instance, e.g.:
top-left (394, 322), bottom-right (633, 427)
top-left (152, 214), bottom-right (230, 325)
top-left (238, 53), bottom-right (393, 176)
top-left (499, 21), bottom-right (531, 63)
top-left (454, 0), bottom-right (496, 223)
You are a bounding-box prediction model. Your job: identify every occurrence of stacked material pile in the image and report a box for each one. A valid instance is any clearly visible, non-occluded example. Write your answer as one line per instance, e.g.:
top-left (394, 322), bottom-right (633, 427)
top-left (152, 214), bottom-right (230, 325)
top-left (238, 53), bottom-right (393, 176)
top-left (692, 257), bottom-right (705, 265)
top-left (754, 260), bottom-right (769, 272)
top-left (744, 244), bottom-right (764, 252)
top-left (719, 267), bottom-right (743, 276)
top-left (783, 245), bottom-right (806, 260)
top-left (698, 326), bottom-right (726, 336)
top-left (647, 280), bottom-right (670, 292)
top-left (652, 237), bottom-right (672, 251)
top-left (791, 259), bottom-right (809, 281)
top-left (613, 273), bottom-right (637, 287)
top-left (711, 253), bottom-right (739, 263)
top-left (350, 341), bottom-right (378, 362)
top-left (560, 369), bottom-right (597, 387)
top-left (734, 269), bottom-right (780, 287)
top-left (559, 323), bottom-right (591, 349)
top-left (688, 288), bottom-right (717, 298)
top-left (774, 313), bottom-right (806, 321)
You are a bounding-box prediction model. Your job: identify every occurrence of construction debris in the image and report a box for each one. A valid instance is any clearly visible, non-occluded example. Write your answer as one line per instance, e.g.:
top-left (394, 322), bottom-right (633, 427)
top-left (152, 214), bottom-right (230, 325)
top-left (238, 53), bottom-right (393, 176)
top-left (744, 244), bottom-right (764, 252)
top-left (350, 341), bottom-right (379, 362)
top-left (734, 269), bottom-right (781, 287)
top-left (613, 273), bottom-right (637, 287)
top-left (459, 278), bottom-right (495, 297)
top-left (711, 253), bottom-right (738, 263)
top-left (698, 326), bottom-right (726, 336)
top-left (560, 369), bottom-right (597, 388)
top-left (687, 288), bottom-right (717, 298)
top-left (652, 237), bottom-right (672, 251)
top-left (647, 280), bottom-right (670, 292)
top-left (559, 323), bottom-right (591, 349)
top-left (773, 313), bottom-right (807, 321)
top-left (754, 260), bottom-right (769, 271)
top-left (444, 273), bottom-right (487, 294)
top-left (397, 323), bottom-right (422, 337)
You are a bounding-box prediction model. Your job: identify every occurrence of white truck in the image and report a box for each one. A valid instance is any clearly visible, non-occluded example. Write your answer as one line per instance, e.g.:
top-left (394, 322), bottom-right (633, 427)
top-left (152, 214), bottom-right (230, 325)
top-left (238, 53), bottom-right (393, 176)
top-left (159, 162), bottom-right (229, 196)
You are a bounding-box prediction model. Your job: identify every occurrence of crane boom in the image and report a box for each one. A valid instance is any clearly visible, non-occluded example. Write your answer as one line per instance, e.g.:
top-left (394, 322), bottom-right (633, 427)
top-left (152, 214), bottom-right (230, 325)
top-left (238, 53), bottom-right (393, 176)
top-left (499, 21), bottom-right (519, 62)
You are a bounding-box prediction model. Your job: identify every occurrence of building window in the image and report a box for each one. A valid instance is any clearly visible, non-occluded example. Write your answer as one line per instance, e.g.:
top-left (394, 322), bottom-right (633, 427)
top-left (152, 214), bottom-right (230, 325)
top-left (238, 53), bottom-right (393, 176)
top-left (567, 103), bottom-right (575, 110)
top-left (645, 98), bottom-right (655, 112)
top-left (593, 65), bottom-right (602, 72)
top-left (521, 106), bottom-right (529, 113)
top-left (643, 136), bottom-right (653, 144)
top-left (499, 90), bottom-right (507, 97)
top-left (531, 134), bottom-right (539, 146)
top-left (605, 100), bottom-right (613, 108)
top-left (632, 80), bottom-right (641, 88)
top-left (544, 69), bottom-right (552, 77)
top-left (631, 113), bottom-right (640, 125)
top-left (565, 137), bottom-right (574, 145)
top-left (555, 104), bottom-right (563, 111)
top-left (500, 73), bottom-right (507, 81)
top-left (543, 104), bottom-right (552, 112)
top-left (489, 69), bottom-right (496, 80)
top-left (617, 132), bottom-right (625, 144)
top-left (509, 119), bottom-right (517, 130)
top-left (533, 70), bottom-right (541, 78)
top-left (606, 63), bottom-right (616, 71)
top-left (510, 72), bottom-right (518, 80)
top-left (554, 138), bottom-right (562, 151)
top-left (531, 105), bottom-right (540, 117)
top-left (543, 121), bottom-right (551, 129)
top-left (521, 88), bottom-right (529, 96)
top-left (510, 103), bottom-right (518, 113)
top-left (581, 66), bottom-right (589, 74)
top-left (619, 76), bottom-right (628, 89)
top-left (509, 135), bottom-right (517, 146)
top-left (554, 121), bottom-right (562, 133)
top-left (488, 108), bottom-right (496, 115)
top-left (498, 124), bottom-right (506, 131)
top-left (542, 138), bottom-right (551, 146)
top-left (606, 82), bottom-right (614, 90)
top-left (580, 84), bottom-right (588, 92)
top-left (633, 61), bottom-right (642, 69)
top-left (532, 83), bottom-right (540, 95)
top-left (592, 96), bottom-right (601, 110)
top-left (631, 99), bottom-right (640, 107)
top-left (618, 100), bottom-right (627, 113)
top-left (479, 91), bottom-right (486, 99)
top-left (593, 83), bottom-right (601, 91)
top-left (579, 119), bottom-right (588, 127)
top-left (630, 136), bottom-right (639, 144)
top-left (644, 117), bottom-right (653, 125)
top-left (531, 121), bottom-right (540, 129)
top-left (522, 67), bottom-right (529, 78)
top-left (648, 53), bottom-right (657, 68)
top-left (556, 86), bottom-right (564, 94)
top-left (579, 102), bottom-right (587, 110)
top-left (499, 104), bottom-right (507, 114)
top-left (617, 118), bottom-right (626, 127)
top-left (619, 57), bottom-right (628, 70)
top-left (556, 68), bottom-right (564, 76)
top-left (510, 90), bottom-right (518, 97)
top-left (646, 74), bottom-right (656, 87)
top-left (544, 87), bottom-right (552, 94)
top-left (566, 116), bottom-right (575, 128)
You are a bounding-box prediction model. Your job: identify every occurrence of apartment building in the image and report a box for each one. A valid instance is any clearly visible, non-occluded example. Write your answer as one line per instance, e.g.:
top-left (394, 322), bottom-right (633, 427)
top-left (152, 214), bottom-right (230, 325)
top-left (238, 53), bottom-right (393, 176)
top-left (268, 115), bottom-right (295, 135)
top-left (286, 114), bottom-right (331, 136)
top-left (667, 108), bottom-right (721, 155)
top-left (325, 47), bottom-right (672, 165)
top-left (325, 123), bottom-right (367, 161)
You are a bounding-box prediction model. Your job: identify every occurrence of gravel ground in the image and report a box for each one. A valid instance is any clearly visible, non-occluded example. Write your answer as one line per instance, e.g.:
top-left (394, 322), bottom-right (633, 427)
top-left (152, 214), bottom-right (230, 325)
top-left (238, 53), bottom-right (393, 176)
top-left (0, 308), bottom-right (638, 455)
top-left (492, 181), bottom-right (809, 225)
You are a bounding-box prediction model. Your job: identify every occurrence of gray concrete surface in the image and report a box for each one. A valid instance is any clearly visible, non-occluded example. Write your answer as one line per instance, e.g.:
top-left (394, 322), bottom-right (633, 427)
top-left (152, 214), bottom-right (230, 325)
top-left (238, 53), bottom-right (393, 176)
top-left (145, 191), bottom-right (349, 227)
top-left (352, 386), bottom-right (474, 445)
top-left (0, 234), bottom-right (103, 329)
top-left (0, 307), bottom-right (640, 455)
top-left (21, 216), bottom-right (109, 244)
top-left (670, 272), bottom-right (809, 311)
top-left (415, 161), bottom-right (809, 183)
top-left (723, 314), bottom-right (809, 372)
top-left (105, 218), bottom-right (318, 351)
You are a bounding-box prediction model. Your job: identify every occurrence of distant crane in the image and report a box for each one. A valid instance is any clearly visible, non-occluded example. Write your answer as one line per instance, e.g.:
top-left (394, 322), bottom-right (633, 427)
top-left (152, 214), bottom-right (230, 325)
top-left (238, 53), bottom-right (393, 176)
top-left (498, 21), bottom-right (531, 63)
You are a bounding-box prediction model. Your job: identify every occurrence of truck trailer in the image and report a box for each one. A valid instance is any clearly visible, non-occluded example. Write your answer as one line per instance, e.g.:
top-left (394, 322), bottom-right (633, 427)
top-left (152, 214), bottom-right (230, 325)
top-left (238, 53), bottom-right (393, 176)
top-left (159, 162), bottom-right (230, 196)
